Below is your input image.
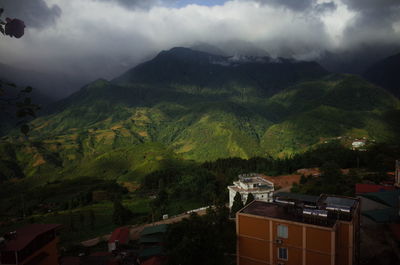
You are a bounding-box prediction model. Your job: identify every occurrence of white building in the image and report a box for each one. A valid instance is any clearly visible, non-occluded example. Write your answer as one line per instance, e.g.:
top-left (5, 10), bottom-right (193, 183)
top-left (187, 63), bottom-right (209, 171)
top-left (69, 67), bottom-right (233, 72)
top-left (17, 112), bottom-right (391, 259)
top-left (227, 173), bottom-right (274, 208)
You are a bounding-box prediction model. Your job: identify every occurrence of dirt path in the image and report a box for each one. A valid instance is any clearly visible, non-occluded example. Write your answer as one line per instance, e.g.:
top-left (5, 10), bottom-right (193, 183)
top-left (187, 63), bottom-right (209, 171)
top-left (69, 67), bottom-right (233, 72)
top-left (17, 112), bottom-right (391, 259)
top-left (81, 209), bottom-right (208, 247)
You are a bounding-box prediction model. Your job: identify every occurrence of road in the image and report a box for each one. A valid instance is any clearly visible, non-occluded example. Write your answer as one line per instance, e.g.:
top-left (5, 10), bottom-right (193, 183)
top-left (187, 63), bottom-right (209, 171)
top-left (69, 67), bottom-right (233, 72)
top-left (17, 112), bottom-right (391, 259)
top-left (81, 208), bottom-right (208, 247)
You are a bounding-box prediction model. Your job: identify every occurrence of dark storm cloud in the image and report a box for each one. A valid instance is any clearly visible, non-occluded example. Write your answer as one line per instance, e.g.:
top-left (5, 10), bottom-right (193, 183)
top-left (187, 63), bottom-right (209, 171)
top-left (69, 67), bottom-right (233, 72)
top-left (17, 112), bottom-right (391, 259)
top-left (342, 0), bottom-right (400, 28)
top-left (1, 0), bottom-right (61, 29)
top-left (340, 0), bottom-right (400, 49)
top-left (314, 2), bottom-right (337, 14)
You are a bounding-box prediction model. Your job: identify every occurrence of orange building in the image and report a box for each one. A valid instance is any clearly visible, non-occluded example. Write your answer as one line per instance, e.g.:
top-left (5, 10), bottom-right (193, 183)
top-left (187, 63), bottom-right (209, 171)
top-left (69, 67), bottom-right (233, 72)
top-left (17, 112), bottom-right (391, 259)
top-left (236, 193), bottom-right (360, 265)
top-left (0, 224), bottom-right (63, 265)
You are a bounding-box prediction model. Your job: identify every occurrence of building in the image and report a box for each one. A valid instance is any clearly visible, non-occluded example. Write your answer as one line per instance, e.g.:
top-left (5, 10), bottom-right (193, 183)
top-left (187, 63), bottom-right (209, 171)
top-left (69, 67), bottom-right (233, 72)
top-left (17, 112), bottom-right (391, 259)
top-left (0, 224), bottom-right (63, 265)
top-left (228, 173), bottom-right (274, 208)
top-left (108, 227), bottom-right (130, 252)
top-left (359, 189), bottom-right (400, 223)
top-left (355, 183), bottom-right (395, 194)
top-left (236, 193), bottom-right (360, 265)
top-left (139, 224), bottom-right (168, 262)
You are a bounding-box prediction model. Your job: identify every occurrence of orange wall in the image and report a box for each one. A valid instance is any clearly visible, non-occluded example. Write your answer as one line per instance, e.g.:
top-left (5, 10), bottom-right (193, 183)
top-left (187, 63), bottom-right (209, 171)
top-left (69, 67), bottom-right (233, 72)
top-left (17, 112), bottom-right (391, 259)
top-left (21, 238), bottom-right (60, 265)
top-left (305, 250), bottom-right (331, 265)
top-left (238, 214), bottom-right (336, 265)
top-left (239, 257), bottom-right (267, 265)
top-left (272, 221), bottom-right (302, 247)
top-left (306, 227), bottom-right (331, 253)
top-left (238, 215), bottom-right (269, 240)
top-left (239, 237), bottom-right (269, 262)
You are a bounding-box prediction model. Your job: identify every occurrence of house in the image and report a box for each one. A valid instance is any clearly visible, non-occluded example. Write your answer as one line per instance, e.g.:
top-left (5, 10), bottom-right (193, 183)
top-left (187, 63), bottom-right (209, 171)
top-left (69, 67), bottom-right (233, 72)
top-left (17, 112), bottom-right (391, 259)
top-left (0, 224), bottom-right (63, 265)
top-left (236, 193), bottom-right (360, 265)
top-left (139, 224), bottom-right (167, 248)
top-left (228, 173), bottom-right (274, 208)
top-left (108, 227), bottom-right (130, 252)
top-left (355, 183), bottom-right (395, 194)
top-left (139, 224), bottom-right (168, 263)
top-left (359, 189), bottom-right (400, 223)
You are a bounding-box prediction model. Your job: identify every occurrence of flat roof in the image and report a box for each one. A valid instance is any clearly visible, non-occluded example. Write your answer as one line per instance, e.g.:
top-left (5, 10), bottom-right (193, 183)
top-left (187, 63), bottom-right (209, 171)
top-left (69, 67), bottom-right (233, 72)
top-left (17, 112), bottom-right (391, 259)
top-left (2, 224), bottom-right (63, 251)
top-left (274, 192), bottom-right (319, 204)
top-left (240, 201), bottom-right (335, 228)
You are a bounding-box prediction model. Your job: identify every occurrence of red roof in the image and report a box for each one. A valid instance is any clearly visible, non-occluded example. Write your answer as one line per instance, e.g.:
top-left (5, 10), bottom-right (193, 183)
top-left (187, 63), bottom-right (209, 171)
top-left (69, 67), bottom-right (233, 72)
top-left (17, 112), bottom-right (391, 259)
top-left (355, 183), bottom-right (395, 194)
top-left (108, 227), bottom-right (130, 245)
top-left (2, 224), bottom-right (63, 251)
top-left (141, 256), bottom-right (166, 265)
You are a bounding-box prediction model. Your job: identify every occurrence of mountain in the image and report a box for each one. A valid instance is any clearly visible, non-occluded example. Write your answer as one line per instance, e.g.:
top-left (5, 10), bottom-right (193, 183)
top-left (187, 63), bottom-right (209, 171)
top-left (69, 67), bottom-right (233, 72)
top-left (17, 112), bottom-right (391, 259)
top-left (364, 53), bottom-right (400, 97)
top-left (1, 47), bottom-right (399, 184)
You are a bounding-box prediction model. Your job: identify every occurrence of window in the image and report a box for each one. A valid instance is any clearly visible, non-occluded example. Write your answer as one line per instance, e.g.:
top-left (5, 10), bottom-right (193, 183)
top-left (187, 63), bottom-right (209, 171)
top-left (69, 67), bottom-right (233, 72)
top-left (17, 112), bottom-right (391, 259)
top-left (277, 225), bottom-right (288, 238)
top-left (278, 247), bottom-right (288, 260)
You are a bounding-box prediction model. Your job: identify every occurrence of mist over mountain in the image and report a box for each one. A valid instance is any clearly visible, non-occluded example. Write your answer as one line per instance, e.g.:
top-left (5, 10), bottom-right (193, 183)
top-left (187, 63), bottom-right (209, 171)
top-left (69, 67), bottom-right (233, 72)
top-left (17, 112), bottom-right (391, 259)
top-left (1, 47), bottom-right (399, 184)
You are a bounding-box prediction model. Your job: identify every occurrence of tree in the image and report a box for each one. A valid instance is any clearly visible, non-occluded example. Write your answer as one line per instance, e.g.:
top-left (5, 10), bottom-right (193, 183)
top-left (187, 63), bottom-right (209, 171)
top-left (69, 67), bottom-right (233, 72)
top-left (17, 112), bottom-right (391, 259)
top-left (321, 161), bottom-right (341, 184)
top-left (230, 192), bottom-right (244, 218)
top-left (245, 193), bottom-right (255, 205)
top-left (165, 207), bottom-right (235, 265)
top-left (112, 199), bottom-right (132, 225)
top-left (0, 8), bottom-right (25, 38)
top-left (79, 211), bottom-right (85, 228)
top-left (89, 210), bottom-right (96, 230)
top-left (1, 8), bottom-right (38, 135)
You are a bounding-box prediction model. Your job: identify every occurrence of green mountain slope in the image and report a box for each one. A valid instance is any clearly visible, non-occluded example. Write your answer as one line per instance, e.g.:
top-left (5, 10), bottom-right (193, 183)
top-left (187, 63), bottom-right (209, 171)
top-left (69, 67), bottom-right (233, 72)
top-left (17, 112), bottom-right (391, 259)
top-left (1, 47), bottom-right (399, 184)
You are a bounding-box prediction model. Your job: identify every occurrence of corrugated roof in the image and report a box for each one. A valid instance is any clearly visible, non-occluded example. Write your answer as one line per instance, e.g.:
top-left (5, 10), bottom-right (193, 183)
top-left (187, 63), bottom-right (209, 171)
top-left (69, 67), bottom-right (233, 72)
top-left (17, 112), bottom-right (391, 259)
top-left (355, 184), bottom-right (395, 194)
top-left (362, 189), bottom-right (400, 208)
top-left (2, 224), bottom-right (63, 251)
top-left (362, 208), bottom-right (400, 223)
top-left (140, 224), bottom-right (168, 236)
top-left (139, 234), bottom-right (163, 244)
top-left (139, 246), bottom-right (164, 259)
top-left (108, 227), bottom-right (130, 244)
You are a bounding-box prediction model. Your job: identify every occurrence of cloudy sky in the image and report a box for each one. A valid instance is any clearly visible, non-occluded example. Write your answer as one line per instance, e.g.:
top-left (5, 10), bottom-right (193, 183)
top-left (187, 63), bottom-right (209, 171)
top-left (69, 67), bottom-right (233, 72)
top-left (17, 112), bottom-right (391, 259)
top-left (0, 0), bottom-right (399, 96)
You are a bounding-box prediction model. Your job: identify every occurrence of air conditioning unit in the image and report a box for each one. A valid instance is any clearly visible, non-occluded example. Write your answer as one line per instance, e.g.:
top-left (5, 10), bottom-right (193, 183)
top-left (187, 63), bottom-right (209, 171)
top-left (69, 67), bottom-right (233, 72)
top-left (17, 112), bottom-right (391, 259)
top-left (274, 239), bottom-right (283, 244)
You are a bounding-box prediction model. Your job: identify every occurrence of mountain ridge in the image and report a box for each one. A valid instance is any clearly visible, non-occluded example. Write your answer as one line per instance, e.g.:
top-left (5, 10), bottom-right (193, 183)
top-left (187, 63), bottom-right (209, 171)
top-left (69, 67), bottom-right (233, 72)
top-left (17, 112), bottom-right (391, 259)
top-left (1, 47), bottom-right (399, 184)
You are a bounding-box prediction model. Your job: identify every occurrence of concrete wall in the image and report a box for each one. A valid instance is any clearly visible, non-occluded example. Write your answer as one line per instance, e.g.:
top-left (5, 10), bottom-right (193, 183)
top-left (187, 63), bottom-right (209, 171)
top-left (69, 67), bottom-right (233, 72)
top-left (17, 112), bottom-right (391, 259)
top-left (237, 214), bottom-right (336, 265)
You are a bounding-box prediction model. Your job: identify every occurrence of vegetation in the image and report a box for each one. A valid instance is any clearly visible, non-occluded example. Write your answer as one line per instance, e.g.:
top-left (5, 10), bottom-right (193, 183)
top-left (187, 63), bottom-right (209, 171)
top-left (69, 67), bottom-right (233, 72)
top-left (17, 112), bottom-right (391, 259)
top-left (165, 206), bottom-right (236, 265)
top-left (230, 192), bottom-right (244, 218)
top-left (245, 193), bottom-right (254, 205)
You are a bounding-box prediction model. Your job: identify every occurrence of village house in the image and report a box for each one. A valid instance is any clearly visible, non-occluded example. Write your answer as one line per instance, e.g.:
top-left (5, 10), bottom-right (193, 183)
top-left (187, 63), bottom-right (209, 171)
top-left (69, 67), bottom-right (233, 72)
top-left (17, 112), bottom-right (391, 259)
top-left (228, 173), bottom-right (274, 208)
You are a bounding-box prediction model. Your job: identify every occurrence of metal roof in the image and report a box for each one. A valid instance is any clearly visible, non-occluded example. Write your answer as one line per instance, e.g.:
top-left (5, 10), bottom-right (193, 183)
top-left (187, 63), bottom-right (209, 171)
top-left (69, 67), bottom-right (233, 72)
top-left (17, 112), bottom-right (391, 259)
top-left (362, 208), bottom-right (400, 223)
top-left (139, 246), bottom-right (164, 259)
top-left (108, 227), bottom-right (130, 244)
top-left (140, 224), bottom-right (168, 236)
top-left (2, 224), bottom-right (63, 251)
top-left (362, 189), bottom-right (400, 208)
top-left (139, 234), bottom-right (163, 244)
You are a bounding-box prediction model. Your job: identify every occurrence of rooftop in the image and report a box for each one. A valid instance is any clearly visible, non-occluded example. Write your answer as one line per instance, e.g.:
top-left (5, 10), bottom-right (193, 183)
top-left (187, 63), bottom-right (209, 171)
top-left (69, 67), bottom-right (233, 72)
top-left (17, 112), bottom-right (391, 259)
top-left (1, 224), bottom-right (63, 252)
top-left (108, 227), bottom-right (130, 244)
top-left (240, 193), bottom-right (359, 227)
top-left (361, 189), bottom-right (400, 208)
top-left (241, 201), bottom-right (336, 228)
top-left (355, 183), bottom-right (395, 194)
top-left (140, 224), bottom-right (168, 236)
